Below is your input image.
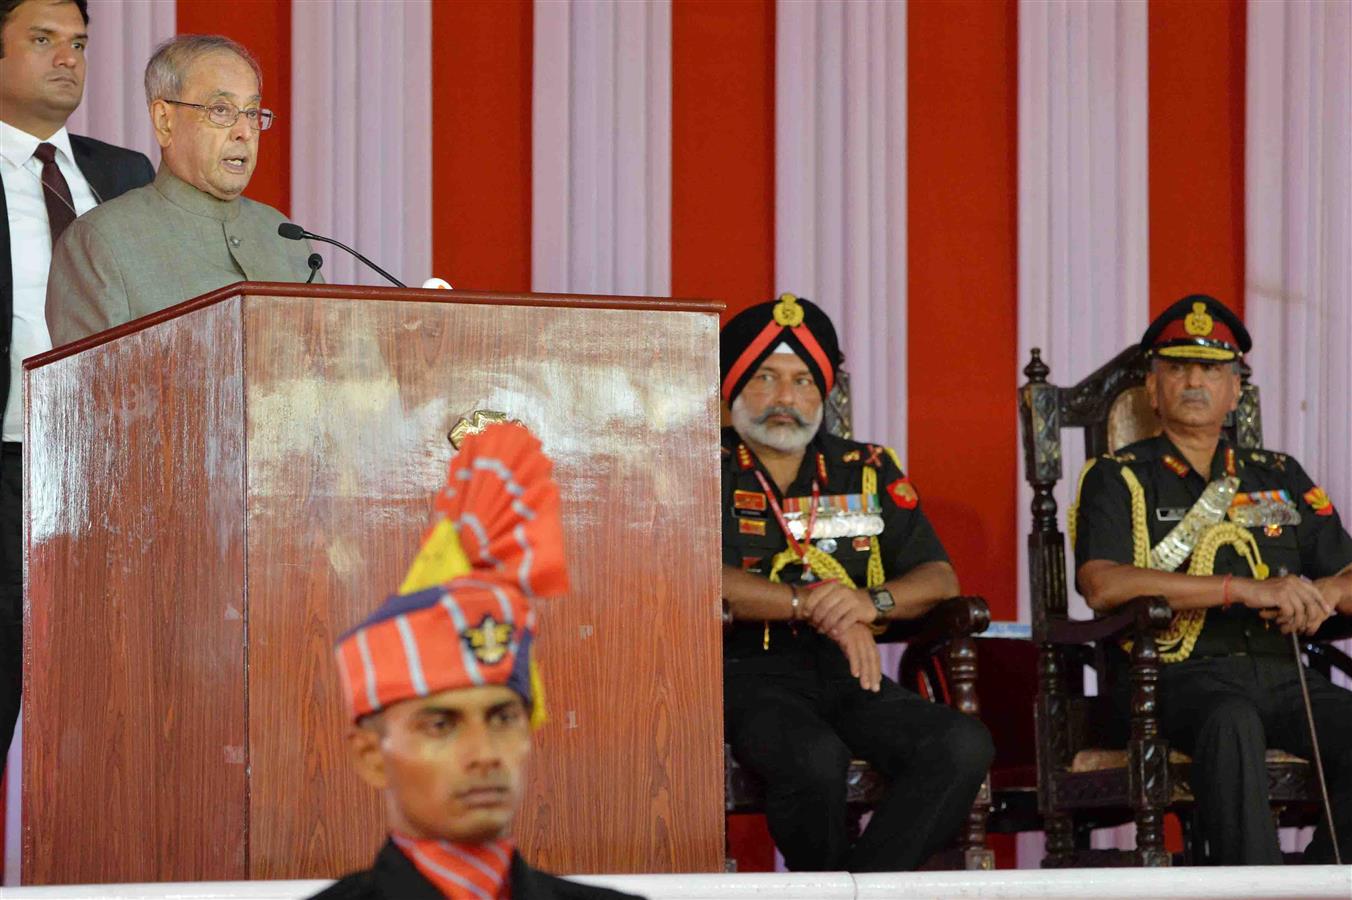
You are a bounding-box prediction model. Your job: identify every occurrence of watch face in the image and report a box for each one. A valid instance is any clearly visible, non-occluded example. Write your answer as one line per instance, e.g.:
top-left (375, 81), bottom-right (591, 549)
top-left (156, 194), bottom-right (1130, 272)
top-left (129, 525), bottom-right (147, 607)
top-left (871, 589), bottom-right (895, 613)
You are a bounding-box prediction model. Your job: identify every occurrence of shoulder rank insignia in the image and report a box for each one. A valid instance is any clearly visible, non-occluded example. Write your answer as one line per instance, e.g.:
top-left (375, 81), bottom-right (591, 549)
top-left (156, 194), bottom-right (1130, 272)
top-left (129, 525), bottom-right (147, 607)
top-left (1161, 454), bottom-right (1190, 477)
top-left (1249, 450), bottom-right (1268, 464)
top-left (1225, 447), bottom-right (1237, 476)
top-left (736, 443), bottom-right (755, 471)
top-left (863, 445), bottom-right (884, 468)
top-left (1272, 453), bottom-right (1288, 472)
top-left (1304, 486), bottom-right (1335, 517)
top-left (1108, 451), bottom-right (1136, 463)
top-left (842, 449), bottom-right (861, 463)
top-left (463, 614), bottom-right (515, 666)
top-left (887, 476), bottom-right (919, 510)
top-left (733, 490), bottom-right (767, 513)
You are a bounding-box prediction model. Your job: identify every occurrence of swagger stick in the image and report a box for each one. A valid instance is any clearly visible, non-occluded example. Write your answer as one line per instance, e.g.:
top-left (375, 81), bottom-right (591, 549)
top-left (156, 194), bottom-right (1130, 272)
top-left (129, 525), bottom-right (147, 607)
top-left (1290, 629), bottom-right (1342, 864)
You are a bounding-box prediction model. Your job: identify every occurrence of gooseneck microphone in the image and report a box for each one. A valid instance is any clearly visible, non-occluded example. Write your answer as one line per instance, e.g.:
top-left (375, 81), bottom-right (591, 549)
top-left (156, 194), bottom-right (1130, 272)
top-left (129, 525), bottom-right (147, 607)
top-left (277, 222), bottom-right (406, 288)
top-left (305, 252), bottom-right (323, 284)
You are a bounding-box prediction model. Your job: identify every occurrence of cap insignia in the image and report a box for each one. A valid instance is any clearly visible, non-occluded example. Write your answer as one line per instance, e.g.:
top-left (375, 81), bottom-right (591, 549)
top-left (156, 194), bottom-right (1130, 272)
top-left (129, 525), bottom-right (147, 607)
top-left (773, 293), bottom-right (805, 328)
top-left (1184, 301), bottom-right (1214, 337)
top-left (463, 614), bottom-right (515, 665)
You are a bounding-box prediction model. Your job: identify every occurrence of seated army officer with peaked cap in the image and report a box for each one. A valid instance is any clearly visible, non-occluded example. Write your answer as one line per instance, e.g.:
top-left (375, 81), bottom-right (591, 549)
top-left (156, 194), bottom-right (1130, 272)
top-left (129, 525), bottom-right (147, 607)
top-left (312, 420), bottom-right (639, 900)
top-left (719, 293), bottom-right (993, 872)
top-left (1074, 294), bottom-right (1352, 865)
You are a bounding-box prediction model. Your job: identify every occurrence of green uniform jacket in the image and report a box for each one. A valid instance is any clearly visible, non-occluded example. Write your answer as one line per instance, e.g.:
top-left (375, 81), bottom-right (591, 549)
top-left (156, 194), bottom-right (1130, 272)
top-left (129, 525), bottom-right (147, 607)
top-left (45, 166), bottom-right (319, 346)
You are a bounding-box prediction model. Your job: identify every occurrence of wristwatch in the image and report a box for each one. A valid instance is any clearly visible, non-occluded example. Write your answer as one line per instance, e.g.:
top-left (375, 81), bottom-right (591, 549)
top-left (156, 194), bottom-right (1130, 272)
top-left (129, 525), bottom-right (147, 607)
top-left (868, 587), bottom-right (895, 620)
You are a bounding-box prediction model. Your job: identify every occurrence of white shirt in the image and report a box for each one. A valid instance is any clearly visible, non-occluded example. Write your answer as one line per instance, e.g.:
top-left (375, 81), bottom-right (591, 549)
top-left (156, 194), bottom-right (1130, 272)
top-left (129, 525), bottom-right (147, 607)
top-left (0, 122), bottom-right (98, 442)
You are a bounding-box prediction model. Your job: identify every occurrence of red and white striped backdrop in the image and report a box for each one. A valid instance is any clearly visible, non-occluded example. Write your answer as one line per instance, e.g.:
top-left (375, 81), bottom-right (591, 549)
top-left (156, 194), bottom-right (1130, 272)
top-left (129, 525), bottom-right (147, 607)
top-left (8, 0), bottom-right (1351, 876)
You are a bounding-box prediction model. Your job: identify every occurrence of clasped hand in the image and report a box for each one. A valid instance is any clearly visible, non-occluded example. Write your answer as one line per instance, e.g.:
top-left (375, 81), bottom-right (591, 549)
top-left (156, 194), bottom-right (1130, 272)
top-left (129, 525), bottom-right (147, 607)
top-left (799, 581), bottom-right (881, 692)
top-left (1240, 574), bottom-right (1337, 635)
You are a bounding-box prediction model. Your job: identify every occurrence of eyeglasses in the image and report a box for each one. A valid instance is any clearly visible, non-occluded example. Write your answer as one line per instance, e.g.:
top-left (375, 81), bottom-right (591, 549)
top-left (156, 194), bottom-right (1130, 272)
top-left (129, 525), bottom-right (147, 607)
top-left (165, 99), bottom-right (274, 131)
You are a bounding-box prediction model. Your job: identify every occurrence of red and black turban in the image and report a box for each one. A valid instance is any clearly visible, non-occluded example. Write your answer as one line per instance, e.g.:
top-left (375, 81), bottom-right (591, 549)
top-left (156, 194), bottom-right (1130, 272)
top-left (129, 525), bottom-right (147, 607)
top-left (720, 294), bottom-right (841, 403)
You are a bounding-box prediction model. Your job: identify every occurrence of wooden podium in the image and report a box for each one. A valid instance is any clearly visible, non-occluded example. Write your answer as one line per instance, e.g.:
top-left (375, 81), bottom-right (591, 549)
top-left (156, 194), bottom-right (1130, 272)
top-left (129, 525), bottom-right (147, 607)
top-left (22, 283), bottom-right (724, 884)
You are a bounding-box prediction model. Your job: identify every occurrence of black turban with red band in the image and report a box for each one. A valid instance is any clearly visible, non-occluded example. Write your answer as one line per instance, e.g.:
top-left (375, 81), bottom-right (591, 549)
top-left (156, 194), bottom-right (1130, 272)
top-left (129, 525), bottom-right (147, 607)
top-left (720, 293), bottom-right (841, 404)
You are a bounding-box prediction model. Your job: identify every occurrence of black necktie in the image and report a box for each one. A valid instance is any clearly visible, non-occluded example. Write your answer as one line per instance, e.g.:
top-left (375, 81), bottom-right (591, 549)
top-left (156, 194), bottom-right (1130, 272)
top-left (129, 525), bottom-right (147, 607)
top-left (33, 142), bottom-right (76, 245)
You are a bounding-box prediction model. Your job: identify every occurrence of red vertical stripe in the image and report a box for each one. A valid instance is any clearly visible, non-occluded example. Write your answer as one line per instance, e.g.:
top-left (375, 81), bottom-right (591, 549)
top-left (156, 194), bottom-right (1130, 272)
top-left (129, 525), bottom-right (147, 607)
top-left (1148, 0), bottom-right (1246, 319)
top-left (672, 0), bottom-right (776, 870)
top-left (175, 0), bottom-right (292, 216)
top-left (672, 0), bottom-right (775, 320)
top-left (431, 1), bottom-right (533, 292)
top-left (907, 0), bottom-right (1019, 622)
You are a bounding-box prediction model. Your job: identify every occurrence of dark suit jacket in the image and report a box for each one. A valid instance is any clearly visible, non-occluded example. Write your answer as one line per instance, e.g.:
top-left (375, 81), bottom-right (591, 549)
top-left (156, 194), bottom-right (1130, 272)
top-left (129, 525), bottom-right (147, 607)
top-left (0, 133), bottom-right (154, 425)
top-left (309, 841), bottom-right (645, 900)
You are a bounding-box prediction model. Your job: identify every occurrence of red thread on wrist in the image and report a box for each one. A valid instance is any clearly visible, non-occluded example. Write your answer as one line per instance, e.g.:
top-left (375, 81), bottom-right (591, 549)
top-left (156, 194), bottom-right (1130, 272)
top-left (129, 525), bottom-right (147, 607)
top-left (1221, 574), bottom-right (1233, 610)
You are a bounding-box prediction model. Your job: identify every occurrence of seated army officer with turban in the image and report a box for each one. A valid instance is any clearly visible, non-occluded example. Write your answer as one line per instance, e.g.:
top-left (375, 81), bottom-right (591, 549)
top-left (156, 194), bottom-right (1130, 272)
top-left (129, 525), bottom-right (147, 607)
top-left (313, 421), bottom-right (639, 900)
top-left (719, 294), bottom-right (993, 872)
top-left (1074, 295), bottom-right (1352, 865)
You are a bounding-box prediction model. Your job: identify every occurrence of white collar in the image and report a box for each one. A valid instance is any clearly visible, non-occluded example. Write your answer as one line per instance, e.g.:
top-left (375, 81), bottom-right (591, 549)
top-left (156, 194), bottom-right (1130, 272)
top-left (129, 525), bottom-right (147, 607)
top-left (0, 121), bottom-right (77, 169)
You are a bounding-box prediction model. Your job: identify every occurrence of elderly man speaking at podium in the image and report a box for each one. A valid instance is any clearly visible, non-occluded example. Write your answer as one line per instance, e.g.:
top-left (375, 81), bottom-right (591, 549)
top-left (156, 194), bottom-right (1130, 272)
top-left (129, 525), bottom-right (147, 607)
top-left (46, 33), bottom-right (316, 347)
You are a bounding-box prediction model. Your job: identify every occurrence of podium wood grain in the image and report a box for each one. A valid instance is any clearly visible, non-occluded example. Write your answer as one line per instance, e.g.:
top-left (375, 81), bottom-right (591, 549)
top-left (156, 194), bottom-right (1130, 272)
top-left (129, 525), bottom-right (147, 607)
top-left (24, 285), bottom-right (723, 883)
top-left (25, 300), bottom-right (248, 882)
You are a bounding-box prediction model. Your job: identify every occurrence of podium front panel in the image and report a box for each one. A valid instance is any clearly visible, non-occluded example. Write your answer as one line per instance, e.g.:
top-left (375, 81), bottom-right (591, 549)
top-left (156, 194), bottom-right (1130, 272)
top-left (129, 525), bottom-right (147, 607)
top-left (25, 299), bottom-right (249, 883)
top-left (240, 294), bottom-right (723, 877)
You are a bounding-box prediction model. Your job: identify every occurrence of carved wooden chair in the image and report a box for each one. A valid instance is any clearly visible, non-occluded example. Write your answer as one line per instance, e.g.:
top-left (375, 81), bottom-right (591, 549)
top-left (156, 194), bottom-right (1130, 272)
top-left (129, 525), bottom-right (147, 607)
top-left (1019, 344), bottom-right (1352, 866)
top-left (724, 370), bottom-right (995, 871)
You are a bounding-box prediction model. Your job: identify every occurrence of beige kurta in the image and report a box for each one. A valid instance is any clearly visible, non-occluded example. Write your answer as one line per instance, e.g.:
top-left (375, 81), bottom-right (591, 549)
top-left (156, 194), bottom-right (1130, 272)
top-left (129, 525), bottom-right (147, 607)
top-left (45, 166), bottom-right (319, 346)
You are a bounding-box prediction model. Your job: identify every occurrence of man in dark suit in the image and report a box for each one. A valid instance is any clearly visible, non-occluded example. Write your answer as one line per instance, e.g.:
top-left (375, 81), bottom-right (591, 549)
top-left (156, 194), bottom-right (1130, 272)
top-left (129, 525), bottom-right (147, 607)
top-left (0, 0), bottom-right (154, 756)
top-left (313, 420), bottom-right (640, 900)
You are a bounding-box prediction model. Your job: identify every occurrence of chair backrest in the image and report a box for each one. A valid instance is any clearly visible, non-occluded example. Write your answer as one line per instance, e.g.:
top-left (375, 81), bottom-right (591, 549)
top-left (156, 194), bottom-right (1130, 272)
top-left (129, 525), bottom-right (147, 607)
top-left (1017, 344), bottom-right (1264, 634)
top-left (824, 369), bottom-right (853, 439)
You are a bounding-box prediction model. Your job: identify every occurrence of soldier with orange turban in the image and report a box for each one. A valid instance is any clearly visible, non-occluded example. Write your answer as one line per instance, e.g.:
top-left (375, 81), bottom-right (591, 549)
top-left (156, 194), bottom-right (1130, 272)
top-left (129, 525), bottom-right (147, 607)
top-left (312, 420), bottom-right (639, 900)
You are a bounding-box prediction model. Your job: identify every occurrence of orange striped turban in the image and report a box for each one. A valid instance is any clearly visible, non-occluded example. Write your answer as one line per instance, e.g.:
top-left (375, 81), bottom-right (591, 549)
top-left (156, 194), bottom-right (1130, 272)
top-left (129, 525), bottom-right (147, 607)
top-left (335, 421), bottom-right (568, 724)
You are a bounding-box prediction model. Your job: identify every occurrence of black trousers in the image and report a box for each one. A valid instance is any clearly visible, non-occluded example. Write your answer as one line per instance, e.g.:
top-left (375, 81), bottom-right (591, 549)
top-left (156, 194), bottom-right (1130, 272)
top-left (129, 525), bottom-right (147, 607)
top-left (0, 443), bottom-right (21, 758)
top-left (724, 651), bottom-right (993, 872)
top-left (1157, 654), bottom-right (1352, 865)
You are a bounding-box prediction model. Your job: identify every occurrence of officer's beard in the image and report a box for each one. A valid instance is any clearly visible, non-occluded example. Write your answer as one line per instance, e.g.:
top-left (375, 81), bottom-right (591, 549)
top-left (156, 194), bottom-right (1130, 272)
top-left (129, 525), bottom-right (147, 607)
top-left (730, 395), bottom-right (823, 455)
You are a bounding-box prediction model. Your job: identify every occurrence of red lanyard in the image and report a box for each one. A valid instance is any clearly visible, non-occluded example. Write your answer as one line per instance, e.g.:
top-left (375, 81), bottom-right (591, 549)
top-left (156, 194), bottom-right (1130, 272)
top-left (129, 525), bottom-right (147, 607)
top-left (753, 467), bottom-right (821, 578)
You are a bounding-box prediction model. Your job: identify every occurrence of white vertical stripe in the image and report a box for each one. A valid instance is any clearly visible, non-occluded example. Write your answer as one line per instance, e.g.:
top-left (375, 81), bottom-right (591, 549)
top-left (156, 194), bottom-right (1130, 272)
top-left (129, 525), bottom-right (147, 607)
top-left (290, 0), bottom-right (431, 285)
top-left (531, 0), bottom-right (671, 296)
top-left (1016, 0), bottom-right (1149, 626)
top-left (775, 0), bottom-right (907, 456)
top-left (1015, 0), bottom-right (1149, 865)
top-left (394, 615), bottom-right (429, 696)
top-left (65, 0), bottom-right (175, 161)
top-left (1246, 0), bottom-right (1352, 519)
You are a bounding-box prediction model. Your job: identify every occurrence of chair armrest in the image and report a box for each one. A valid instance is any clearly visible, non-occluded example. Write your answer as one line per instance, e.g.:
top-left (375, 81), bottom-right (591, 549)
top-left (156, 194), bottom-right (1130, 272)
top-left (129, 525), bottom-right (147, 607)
top-left (1312, 614), bottom-right (1352, 643)
top-left (1039, 595), bottom-right (1172, 645)
top-left (882, 595), bottom-right (990, 656)
top-left (1306, 640), bottom-right (1352, 676)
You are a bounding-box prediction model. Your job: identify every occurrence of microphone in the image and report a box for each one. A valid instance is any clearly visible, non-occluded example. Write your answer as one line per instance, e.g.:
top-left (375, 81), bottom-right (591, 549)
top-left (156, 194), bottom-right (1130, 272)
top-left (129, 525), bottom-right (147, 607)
top-left (277, 222), bottom-right (406, 288)
top-left (305, 252), bottom-right (323, 284)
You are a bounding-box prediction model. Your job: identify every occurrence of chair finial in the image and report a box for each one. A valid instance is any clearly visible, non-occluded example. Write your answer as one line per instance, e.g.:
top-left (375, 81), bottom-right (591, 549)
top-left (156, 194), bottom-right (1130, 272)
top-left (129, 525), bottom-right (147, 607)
top-left (1024, 347), bottom-right (1049, 383)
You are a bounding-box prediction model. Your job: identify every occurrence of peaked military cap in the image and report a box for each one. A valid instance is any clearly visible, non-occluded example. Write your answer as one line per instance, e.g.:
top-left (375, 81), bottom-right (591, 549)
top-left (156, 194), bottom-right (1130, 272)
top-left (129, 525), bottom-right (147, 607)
top-left (720, 293), bottom-right (841, 403)
top-left (1141, 294), bottom-right (1252, 362)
